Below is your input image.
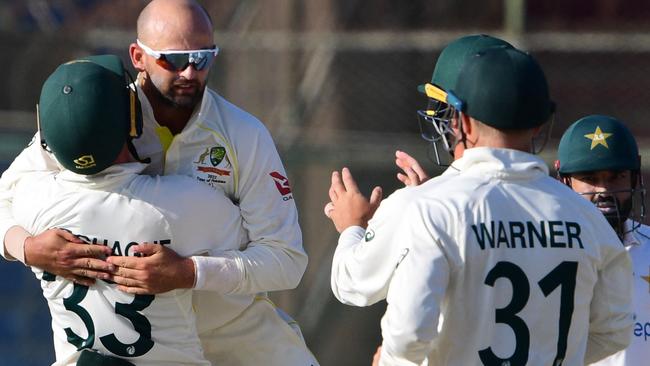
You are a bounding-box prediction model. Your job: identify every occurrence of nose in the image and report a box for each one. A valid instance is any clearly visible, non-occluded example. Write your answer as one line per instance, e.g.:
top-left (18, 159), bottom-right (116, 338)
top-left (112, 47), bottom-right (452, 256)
top-left (590, 185), bottom-right (613, 200)
top-left (591, 184), bottom-right (608, 193)
top-left (178, 64), bottom-right (199, 79)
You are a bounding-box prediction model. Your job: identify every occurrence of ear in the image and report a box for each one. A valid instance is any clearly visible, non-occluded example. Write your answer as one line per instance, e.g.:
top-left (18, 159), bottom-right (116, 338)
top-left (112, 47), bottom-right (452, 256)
top-left (129, 43), bottom-right (146, 72)
top-left (554, 161), bottom-right (571, 185)
top-left (460, 113), bottom-right (473, 137)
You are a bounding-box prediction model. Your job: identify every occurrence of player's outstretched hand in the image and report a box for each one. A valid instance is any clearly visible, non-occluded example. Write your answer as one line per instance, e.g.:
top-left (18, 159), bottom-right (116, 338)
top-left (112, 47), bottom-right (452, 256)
top-left (395, 150), bottom-right (430, 187)
top-left (23, 228), bottom-right (114, 286)
top-left (326, 167), bottom-right (382, 233)
top-left (107, 244), bottom-right (195, 295)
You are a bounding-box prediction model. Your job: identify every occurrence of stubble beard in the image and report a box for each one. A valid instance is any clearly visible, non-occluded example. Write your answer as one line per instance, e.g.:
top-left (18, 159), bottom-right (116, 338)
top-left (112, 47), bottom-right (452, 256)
top-left (592, 194), bottom-right (632, 235)
top-left (150, 74), bottom-right (206, 111)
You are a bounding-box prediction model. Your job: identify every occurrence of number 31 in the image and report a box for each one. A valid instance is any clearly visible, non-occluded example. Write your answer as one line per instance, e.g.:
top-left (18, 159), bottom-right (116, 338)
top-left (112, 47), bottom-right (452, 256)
top-left (479, 261), bottom-right (578, 366)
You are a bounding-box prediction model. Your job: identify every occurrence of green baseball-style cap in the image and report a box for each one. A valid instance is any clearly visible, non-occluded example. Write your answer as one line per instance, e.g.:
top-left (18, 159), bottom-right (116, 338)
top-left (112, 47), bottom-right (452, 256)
top-left (557, 115), bottom-right (639, 174)
top-left (446, 47), bottom-right (554, 130)
top-left (417, 34), bottom-right (513, 100)
top-left (39, 55), bottom-right (139, 175)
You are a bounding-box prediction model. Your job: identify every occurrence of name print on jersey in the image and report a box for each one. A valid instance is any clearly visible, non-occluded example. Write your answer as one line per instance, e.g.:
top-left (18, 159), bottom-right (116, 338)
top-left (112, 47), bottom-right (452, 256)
top-left (471, 220), bottom-right (584, 250)
top-left (60, 228), bottom-right (171, 256)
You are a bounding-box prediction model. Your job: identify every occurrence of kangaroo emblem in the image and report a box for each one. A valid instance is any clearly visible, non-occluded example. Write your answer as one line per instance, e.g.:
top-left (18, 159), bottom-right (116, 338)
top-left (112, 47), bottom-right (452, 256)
top-left (194, 147), bottom-right (210, 164)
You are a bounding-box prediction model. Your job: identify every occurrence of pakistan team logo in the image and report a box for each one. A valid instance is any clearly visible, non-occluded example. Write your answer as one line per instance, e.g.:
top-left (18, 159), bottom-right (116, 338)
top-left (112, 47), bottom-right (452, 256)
top-left (210, 146), bottom-right (226, 166)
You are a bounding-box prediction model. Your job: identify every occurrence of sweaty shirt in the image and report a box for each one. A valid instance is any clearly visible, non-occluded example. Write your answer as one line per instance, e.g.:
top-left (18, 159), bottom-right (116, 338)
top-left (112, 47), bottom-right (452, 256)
top-left (12, 162), bottom-right (245, 365)
top-left (332, 147), bottom-right (633, 366)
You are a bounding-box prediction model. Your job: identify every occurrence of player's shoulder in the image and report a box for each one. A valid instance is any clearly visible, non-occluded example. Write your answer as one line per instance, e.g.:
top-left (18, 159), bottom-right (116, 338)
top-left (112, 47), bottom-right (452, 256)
top-left (536, 174), bottom-right (595, 205)
top-left (13, 171), bottom-right (58, 204)
top-left (203, 89), bottom-right (270, 136)
top-left (15, 170), bottom-right (57, 188)
top-left (410, 169), bottom-right (486, 203)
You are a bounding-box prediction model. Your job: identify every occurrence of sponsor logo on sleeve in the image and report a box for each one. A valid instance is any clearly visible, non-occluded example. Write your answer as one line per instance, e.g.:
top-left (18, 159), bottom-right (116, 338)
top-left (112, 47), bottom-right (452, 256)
top-left (270, 171), bottom-right (293, 200)
top-left (364, 229), bottom-right (375, 242)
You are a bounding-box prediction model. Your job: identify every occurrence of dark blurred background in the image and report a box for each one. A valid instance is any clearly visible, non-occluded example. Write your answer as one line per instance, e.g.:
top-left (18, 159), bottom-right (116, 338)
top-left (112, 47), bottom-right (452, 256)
top-left (1, 1), bottom-right (650, 365)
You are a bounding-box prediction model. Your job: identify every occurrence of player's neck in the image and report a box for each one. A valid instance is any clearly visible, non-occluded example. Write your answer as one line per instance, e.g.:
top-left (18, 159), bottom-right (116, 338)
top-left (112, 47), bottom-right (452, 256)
top-left (466, 118), bottom-right (535, 152)
top-left (151, 105), bottom-right (191, 135)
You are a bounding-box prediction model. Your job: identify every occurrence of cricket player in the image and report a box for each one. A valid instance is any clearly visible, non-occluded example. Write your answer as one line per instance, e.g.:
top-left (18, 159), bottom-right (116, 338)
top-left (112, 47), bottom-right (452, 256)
top-left (0, 1), bottom-right (317, 365)
top-left (12, 56), bottom-right (248, 365)
top-left (555, 115), bottom-right (649, 366)
top-left (326, 47), bottom-right (633, 365)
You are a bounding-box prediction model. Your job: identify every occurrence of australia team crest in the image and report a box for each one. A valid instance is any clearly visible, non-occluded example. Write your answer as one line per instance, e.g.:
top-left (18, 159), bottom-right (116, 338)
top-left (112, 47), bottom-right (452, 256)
top-left (210, 146), bottom-right (226, 166)
top-left (194, 145), bottom-right (232, 187)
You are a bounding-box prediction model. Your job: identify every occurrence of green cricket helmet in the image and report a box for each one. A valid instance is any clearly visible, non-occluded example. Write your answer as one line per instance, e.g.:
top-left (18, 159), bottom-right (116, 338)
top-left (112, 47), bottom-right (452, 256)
top-left (38, 55), bottom-right (144, 175)
top-left (416, 34), bottom-right (514, 165)
top-left (556, 114), bottom-right (644, 235)
top-left (446, 46), bottom-right (554, 130)
top-left (557, 115), bottom-right (640, 174)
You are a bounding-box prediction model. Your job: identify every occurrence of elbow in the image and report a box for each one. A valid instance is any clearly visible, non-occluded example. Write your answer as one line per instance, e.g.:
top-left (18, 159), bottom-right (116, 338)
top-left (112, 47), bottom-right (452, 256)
top-left (282, 249), bottom-right (308, 290)
top-left (607, 326), bottom-right (633, 355)
top-left (382, 335), bottom-right (430, 365)
top-left (330, 274), bottom-right (379, 307)
top-left (380, 315), bottom-right (436, 364)
top-left (331, 289), bottom-right (375, 307)
top-left (586, 324), bottom-right (633, 363)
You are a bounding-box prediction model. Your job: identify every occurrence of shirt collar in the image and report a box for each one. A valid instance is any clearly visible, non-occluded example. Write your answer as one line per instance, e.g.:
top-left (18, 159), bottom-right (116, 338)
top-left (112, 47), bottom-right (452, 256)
top-left (448, 147), bottom-right (549, 178)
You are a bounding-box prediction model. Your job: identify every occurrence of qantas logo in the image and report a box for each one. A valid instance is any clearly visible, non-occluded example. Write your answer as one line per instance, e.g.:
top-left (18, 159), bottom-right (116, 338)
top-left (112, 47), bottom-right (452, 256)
top-left (270, 171), bottom-right (292, 196)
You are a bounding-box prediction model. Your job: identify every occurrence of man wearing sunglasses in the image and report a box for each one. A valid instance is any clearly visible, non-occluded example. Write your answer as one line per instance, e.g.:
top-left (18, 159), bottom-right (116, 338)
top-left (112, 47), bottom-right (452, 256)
top-left (0, 0), bottom-right (316, 365)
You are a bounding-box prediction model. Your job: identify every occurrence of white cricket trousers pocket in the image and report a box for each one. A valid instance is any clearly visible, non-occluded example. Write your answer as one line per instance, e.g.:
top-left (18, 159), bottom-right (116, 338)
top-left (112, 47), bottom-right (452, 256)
top-left (198, 297), bottom-right (320, 366)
